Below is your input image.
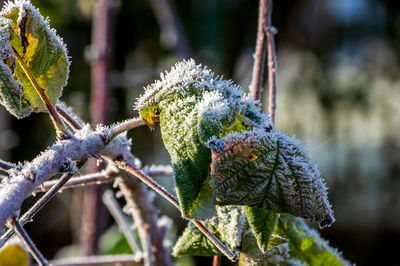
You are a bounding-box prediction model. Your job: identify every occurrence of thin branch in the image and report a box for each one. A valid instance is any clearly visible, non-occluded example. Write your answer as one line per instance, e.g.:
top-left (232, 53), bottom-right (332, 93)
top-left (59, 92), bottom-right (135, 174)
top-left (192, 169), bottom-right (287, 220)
top-left (1, 160), bottom-right (87, 245)
top-left (142, 164), bottom-right (174, 177)
top-left (116, 177), bottom-right (156, 266)
top-left (249, 0), bottom-right (268, 102)
top-left (35, 172), bottom-right (113, 193)
top-left (115, 160), bottom-right (239, 262)
top-left (0, 126), bottom-right (106, 241)
top-left (115, 160), bottom-right (179, 209)
top-left (34, 165), bottom-right (173, 193)
top-left (12, 47), bottom-right (70, 138)
top-left (0, 159), bottom-right (16, 171)
top-left (47, 254), bottom-right (142, 266)
top-left (102, 189), bottom-right (143, 256)
top-left (56, 104), bottom-right (84, 131)
top-left (108, 116), bottom-right (159, 142)
top-left (103, 135), bottom-right (173, 266)
top-left (250, 0), bottom-right (278, 123)
top-left (12, 218), bottom-right (49, 266)
top-left (265, 4), bottom-right (278, 124)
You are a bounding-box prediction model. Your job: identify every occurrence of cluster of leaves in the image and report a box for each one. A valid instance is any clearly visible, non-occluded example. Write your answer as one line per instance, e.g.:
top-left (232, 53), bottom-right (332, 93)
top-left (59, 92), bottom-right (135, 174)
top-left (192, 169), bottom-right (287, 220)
top-left (137, 60), bottom-right (346, 263)
top-left (0, 0), bottom-right (348, 264)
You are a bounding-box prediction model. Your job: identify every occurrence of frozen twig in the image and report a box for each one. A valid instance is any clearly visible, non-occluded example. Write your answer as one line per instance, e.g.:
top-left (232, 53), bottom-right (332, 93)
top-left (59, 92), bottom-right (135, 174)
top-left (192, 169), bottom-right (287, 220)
top-left (0, 159), bottom-right (16, 171)
top-left (115, 161), bottom-right (239, 262)
top-left (115, 161), bottom-right (179, 209)
top-left (48, 254), bottom-right (142, 266)
top-left (102, 189), bottom-right (143, 256)
top-left (56, 103), bottom-right (85, 131)
top-left (108, 116), bottom-right (159, 142)
top-left (34, 165), bottom-right (172, 193)
top-left (142, 164), bottom-right (174, 177)
top-left (34, 170), bottom-right (114, 193)
top-left (0, 126), bottom-right (106, 237)
top-left (1, 160), bottom-right (87, 246)
top-left (12, 218), bottom-right (49, 266)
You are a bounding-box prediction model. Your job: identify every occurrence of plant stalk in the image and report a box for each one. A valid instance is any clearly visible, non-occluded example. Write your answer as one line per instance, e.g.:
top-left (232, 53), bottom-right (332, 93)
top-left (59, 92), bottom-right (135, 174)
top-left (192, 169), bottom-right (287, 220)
top-left (12, 47), bottom-right (69, 138)
top-left (116, 161), bottom-right (239, 261)
top-left (12, 218), bottom-right (49, 266)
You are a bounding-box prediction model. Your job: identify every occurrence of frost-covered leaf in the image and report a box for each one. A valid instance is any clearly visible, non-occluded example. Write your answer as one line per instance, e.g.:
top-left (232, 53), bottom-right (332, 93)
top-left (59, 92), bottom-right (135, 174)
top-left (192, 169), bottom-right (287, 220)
top-left (0, 244), bottom-right (29, 266)
top-left (276, 214), bottom-right (350, 266)
top-left (0, 0), bottom-right (69, 116)
top-left (239, 228), bottom-right (291, 266)
top-left (136, 59), bottom-right (271, 219)
top-left (172, 206), bottom-right (247, 257)
top-left (244, 206), bottom-right (280, 252)
top-left (0, 19), bottom-right (31, 117)
top-left (209, 128), bottom-right (335, 228)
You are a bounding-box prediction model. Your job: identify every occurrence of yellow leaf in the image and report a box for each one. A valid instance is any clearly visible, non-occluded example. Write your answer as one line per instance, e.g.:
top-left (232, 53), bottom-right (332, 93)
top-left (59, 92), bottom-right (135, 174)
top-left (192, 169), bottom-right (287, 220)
top-left (140, 106), bottom-right (157, 129)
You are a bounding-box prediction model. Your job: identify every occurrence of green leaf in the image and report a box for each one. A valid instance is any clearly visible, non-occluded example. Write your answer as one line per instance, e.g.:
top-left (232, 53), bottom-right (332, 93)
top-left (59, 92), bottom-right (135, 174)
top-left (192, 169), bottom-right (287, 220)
top-left (244, 206), bottom-right (280, 252)
top-left (172, 206), bottom-right (247, 257)
top-left (276, 214), bottom-right (350, 266)
top-left (136, 60), bottom-right (271, 219)
top-left (0, 1), bottom-right (69, 115)
top-left (0, 244), bottom-right (29, 266)
top-left (209, 128), bottom-right (335, 228)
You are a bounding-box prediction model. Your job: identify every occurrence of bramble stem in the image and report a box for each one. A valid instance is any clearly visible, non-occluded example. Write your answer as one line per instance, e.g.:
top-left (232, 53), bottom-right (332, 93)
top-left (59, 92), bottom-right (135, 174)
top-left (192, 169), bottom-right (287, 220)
top-left (116, 161), bottom-right (239, 262)
top-left (12, 218), bottom-right (49, 266)
top-left (56, 104), bottom-right (84, 131)
top-left (250, 0), bottom-right (278, 124)
top-left (12, 47), bottom-right (70, 138)
top-left (1, 160), bottom-right (86, 244)
top-left (34, 165), bottom-right (173, 193)
top-left (265, 0), bottom-right (278, 124)
top-left (250, 0), bottom-right (268, 102)
top-left (35, 171), bottom-right (113, 193)
top-left (0, 159), bottom-right (15, 171)
top-left (108, 116), bottom-right (160, 142)
top-left (115, 161), bottom-right (179, 209)
top-left (102, 189), bottom-right (143, 256)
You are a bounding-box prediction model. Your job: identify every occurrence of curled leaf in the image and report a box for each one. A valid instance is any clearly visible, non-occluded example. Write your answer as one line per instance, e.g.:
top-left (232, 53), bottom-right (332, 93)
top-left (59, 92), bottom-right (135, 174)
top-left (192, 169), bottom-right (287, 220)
top-left (0, 0), bottom-right (69, 117)
top-left (136, 59), bottom-right (271, 219)
top-left (209, 128), bottom-right (335, 228)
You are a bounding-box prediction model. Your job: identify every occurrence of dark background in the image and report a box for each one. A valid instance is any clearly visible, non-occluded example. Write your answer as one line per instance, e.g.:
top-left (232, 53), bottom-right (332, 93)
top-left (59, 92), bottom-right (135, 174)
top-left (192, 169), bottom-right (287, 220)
top-left (1, 0), bottom-right (399, 265)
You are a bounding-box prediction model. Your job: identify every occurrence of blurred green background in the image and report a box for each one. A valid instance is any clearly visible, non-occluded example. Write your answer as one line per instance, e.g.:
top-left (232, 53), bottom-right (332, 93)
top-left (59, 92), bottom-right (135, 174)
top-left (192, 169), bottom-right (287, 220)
top-left (1, 0), bottom-right (399, 265)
